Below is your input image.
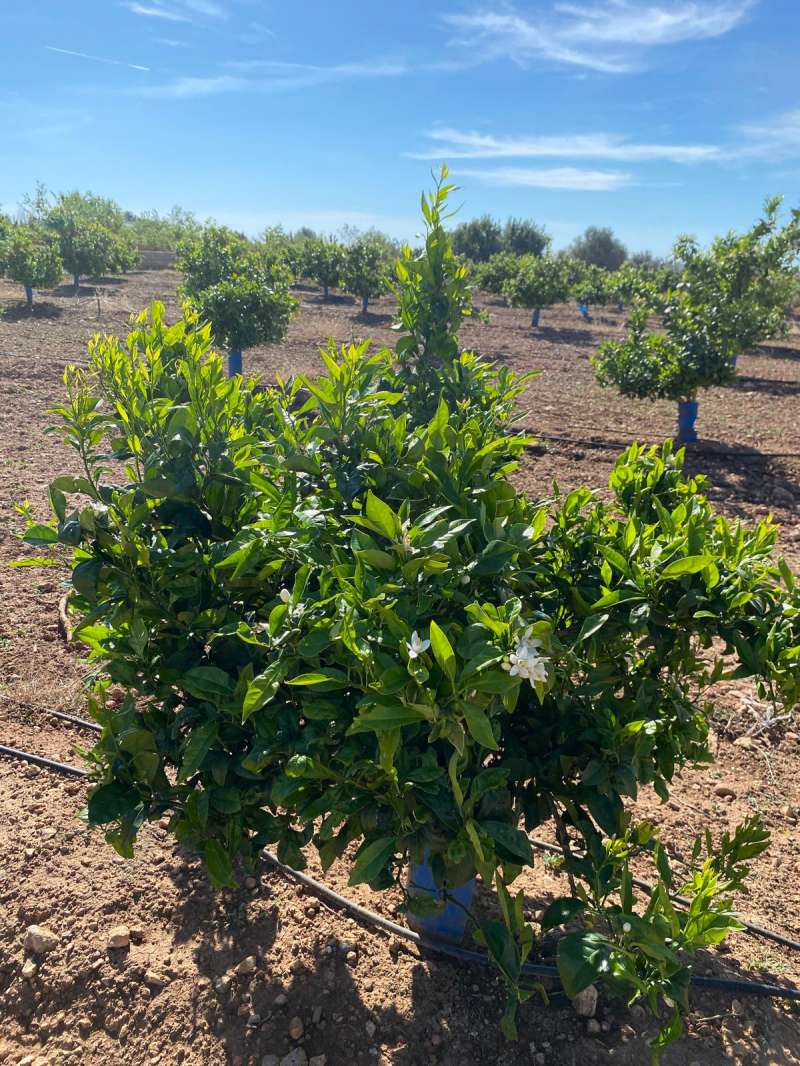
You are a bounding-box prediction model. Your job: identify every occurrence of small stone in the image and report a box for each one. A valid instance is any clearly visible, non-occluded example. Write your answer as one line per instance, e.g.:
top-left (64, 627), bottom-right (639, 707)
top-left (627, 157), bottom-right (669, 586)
top-left (143, 971), bottom-right (170, 989)
top-left (107, 926), bottom-right (130, 950)
top-left (279, 1051), bottom-right (308, 1066)
top-left (245, 876), bottom-right (258, 890)
top-left (235, 955), bottom-right (257, 976)
top-left (24, 925), bottom-right (59, 954)
top-left (309, 1057), bottom-right (327, 1066)
top-left (288, 1016), bottom-right (304, 1040)
top-left (586, 1018), bottom-right (601, 1036)
top-left (246, 1013), bottom-right (262, 1027)
top-left (196, 977), bottom-right (211, 990)
top-left (714, 785), bottom-right (736, 800)
top-left (274, 993), bottom-right (288, 1007)
top-left (534, 1055), bottom-right (546, 1066)
top-left (345, 950), bottom-right (358, 966)
top-left (570, 984), bottom-right (598, 1018)
top-left (311, 1005), bottom-right (323, 1024)
top-left (731, 999), bottom-right (745, 1015)
top-left (734, 736), bottom-right (754, 749)
top-left (261, 1058), bottom-right (280, 1066)
top-left (24, 848), bottom-right (35, 860)
top-left (365, 1020), bottom-right (376, 1038)
top-left (215, 975), bottom-right (232, 993)
top-left (21, 959), bottom-right (38, 979)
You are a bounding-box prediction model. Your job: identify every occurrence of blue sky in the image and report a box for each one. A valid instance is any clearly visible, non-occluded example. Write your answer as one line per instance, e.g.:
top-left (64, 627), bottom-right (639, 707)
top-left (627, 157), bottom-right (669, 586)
top-left (1, 0), bottom-right (798, 254)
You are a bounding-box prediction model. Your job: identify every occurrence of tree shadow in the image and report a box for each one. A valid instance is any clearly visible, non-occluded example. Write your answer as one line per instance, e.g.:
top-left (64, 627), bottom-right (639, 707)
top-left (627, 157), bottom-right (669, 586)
top-left (357, 310), bottom-right (394, 326)
top-left (733, 375), bottom-right (800, 398)
top-left (535, 325), bottom-right (597, 348)
top-left (681, 443), bottom-right (798, 511)
top-left (1, 301), bottom-right (62, 322)
top-left (753, 344), bottom-right (800, 363)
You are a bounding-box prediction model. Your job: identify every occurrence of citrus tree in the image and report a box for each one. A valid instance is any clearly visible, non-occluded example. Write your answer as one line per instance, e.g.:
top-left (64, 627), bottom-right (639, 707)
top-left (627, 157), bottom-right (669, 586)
top-left (25, 172), bottom-right (800, 1060)
top-left (341, 235), bottom-right (389, 313)
top-left (0, 225), bottom-right (63, 306)
top-left (472, 251), bottom-right (522, 301)
top-left (190, 268), bottom-right (298, 374)
top-left (594, 199), bottom-right (800, 442)
top-left (176, 225), bottom-right (254, 297)
top-left (502, 254), bottom-right (568, 326)
top-left (300, 236), bottom-right (345, 299)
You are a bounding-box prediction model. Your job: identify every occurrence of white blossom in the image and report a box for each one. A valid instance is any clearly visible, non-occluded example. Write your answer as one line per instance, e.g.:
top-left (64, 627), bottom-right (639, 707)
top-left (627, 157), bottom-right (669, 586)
top-left (279, 588), bottom-right (291, 604)
top-left (407, 631), bottom-right (431, 659)
top-left (622, 922), bottom-right (632, 933)
top-left (501, 635), bottom-right (547, 685)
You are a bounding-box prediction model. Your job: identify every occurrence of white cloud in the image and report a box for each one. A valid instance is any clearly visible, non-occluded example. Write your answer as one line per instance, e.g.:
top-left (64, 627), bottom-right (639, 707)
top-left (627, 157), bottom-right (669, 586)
top-left (444, 1), bottom-right (755, 74)
top-left (414, 127), bottom-right (721, 164)
top-left (456, 166), bottom-right (633, 190)
top-left (736, 109), bottom-right (800, 159)
top-left (138, 60), bottom-right (407, 98)
top-left (45, 46), bottom-right (150, 72)
top-left (123, 0), bottom-right (228, 22)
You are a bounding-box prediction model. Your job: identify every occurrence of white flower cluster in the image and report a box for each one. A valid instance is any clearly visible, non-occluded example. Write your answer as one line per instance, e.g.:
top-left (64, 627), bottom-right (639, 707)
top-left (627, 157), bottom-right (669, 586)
top-left (501, 631), bottom-right (548, 685)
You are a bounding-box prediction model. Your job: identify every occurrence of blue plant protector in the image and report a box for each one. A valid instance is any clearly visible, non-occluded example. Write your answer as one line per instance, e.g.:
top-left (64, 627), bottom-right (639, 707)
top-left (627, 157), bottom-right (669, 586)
top-left (579, 302), bottom-right (590, 320)
top-left (531, 308), bottom-right (540, 327)
top-left (732, 355), bottom-right (738, 370)
top-left (24, 286), bottom-right (33, 307)
top-left (407, 858), bottom-right (477, 942)
top-left (677, 399), bottom-right (699, 444)
top-left (617, 301), bottom-right (624, 312)
top-left (228, 349), bottom-right (243, 377)
top-left (73, 273), bottom-right (80, 291)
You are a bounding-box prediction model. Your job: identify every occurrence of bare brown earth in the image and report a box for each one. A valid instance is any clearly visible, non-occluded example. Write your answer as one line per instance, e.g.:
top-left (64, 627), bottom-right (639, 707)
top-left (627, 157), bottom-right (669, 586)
top-left (1, 271), bottom-right (799, 1066)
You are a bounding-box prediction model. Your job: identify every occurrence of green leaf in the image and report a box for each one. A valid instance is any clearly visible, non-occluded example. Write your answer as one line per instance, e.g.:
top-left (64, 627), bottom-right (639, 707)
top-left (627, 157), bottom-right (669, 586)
top-left (540, 896), bottom-right (585, 932)
top-left (480, 919), bottom-right (521, 985)
top-left (429, 620), bottom-right (456, 682)
top-left (576, 613), bottom-right (610, 642)
top-left (480, 821), bottom-right (532, 864)
top-left (347, 703), bottom-right (428, 734)
top-left (23, 524), bottom-right (59, 545)
top-left (87, 781), bottom-right (136, 825)
top-left (356, 548), bottom-right (396, 570)
top-left (557, 931), bottom-right (614, 997)
top-left (177, 720), bottom-right (217, 783)
top-left (462, 704), bottom-right (499, 751)
top-left (205, 839), bottom-right (236, 888)
top-left (660, 554), bottom-right (715, 579)
top-left (348, 836), bottom-right (395, 886)
top-left (181, 666), bottom-right (235, 701)
top-left (243, 662), bottom-right (283, 721)
top-left (365, 491), bottom-right (401, 541)
top-left (286, 670), bottom-right (349, 688)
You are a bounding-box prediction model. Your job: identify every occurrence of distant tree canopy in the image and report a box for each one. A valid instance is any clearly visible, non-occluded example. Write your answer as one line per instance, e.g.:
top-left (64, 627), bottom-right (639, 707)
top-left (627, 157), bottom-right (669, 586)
top-left (569, 226), bottom-right (628, 272)
top-left (451, 215), bottom-right (550, 262)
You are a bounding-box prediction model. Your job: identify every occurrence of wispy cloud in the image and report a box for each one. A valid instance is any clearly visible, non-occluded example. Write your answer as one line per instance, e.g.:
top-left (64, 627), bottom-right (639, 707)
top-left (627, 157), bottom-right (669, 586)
top-left (123, 0), bottom-right (227, 22)
top-left (138, 60), bottom-right (407, 98)
top-left (444, 1), bottom-right (754, 74)
top-left (45, 45), bottom-right (150, 72)
top-left (155, 37), bottom-right (190, 47)
top-left (456, 166), bottom-right (633, 191)
top-left (413, 127), bottom-right (721, 164)
top-left (736, 108), bottom-right (800, 159)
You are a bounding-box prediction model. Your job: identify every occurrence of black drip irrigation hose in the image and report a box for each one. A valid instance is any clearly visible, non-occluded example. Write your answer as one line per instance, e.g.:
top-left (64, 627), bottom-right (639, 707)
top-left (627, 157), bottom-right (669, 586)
top-left (526, 434), bottom-right (800, 461)
top-left (0, 694), bottom-right (100, 734)
top-left (529, 838), bottom-right (800, 954)
top-left (2, 742), bottom-right (800, 1003)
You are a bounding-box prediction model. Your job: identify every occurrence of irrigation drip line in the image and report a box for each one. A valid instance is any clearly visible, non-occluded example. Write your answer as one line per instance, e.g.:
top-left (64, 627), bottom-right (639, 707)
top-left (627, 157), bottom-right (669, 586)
top-left (526, 434), bottom-right (800, 460)
top-left (528, 838), bottom-right (800, 954)
top-left (0, 744), bottom-right (91, 778)
top-left (0, 693), bottom-right (100, 734)
top-left (2, 740), bottom-right (800, 1003)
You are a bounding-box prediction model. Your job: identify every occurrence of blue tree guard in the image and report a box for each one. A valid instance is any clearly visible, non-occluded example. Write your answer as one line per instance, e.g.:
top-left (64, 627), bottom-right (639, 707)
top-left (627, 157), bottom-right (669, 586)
top-left (617, 300), bottom-right (625, 312)
top-left (531, 308), bottom-right (541, 327)
top-left (579, 302), bottom-right (590, 320)
top-left (73, 273), bottom-right (81, 291)
top-left (228, 349), bottom-right (243, 377)
top-left (677, 400), bottom-right (699, 444)
top-left (407, 858), bottom-right (477, 942)
top-left (25, 286), bottom-right (33, 307)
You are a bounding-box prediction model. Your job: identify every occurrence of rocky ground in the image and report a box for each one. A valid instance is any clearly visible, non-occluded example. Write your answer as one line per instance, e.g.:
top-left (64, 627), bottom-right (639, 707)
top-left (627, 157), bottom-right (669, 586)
top-left (1, 271), bottom-right (799, 1065)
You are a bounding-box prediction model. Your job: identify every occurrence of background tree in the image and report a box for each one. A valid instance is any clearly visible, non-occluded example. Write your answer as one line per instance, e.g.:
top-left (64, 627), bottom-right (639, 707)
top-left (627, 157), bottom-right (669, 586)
top-left (0, 225), bottom-right (63, 306)
top-left (450, 215), bottom-right (504, 262)
top-left (341, 235), bottom-right (389, 313)
top-left (594, 198), bottom-right (800, 442)
top-left (502, 217), bottom-right (550, 257)
top-left (301, 236), bottom-right (345, 299)
top-left (472, 251), bottom-right (522, 300)
top-left (569, 225), bottom-right (628, 271)
top-left (503, 255), bottom-right (568, 326)
top-left (124, 206), bottom-right (202, 251)
top-left (176, 225), bottom-right (253, 297)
